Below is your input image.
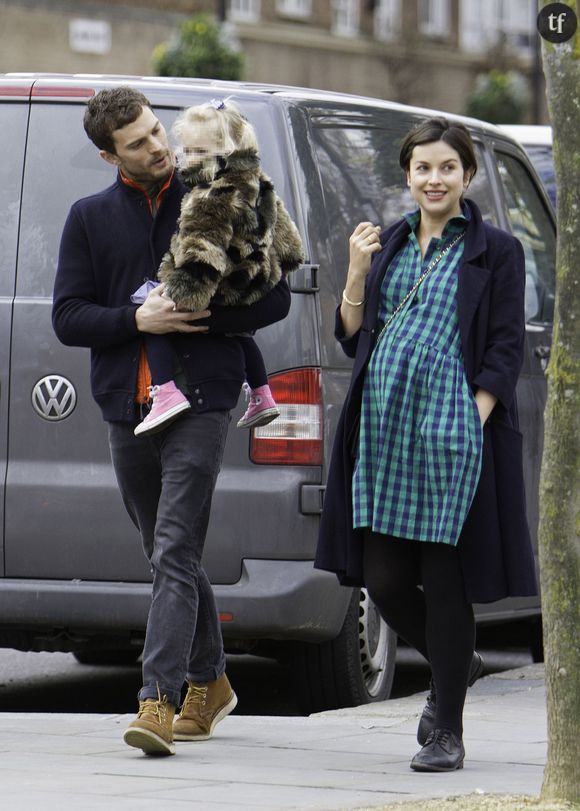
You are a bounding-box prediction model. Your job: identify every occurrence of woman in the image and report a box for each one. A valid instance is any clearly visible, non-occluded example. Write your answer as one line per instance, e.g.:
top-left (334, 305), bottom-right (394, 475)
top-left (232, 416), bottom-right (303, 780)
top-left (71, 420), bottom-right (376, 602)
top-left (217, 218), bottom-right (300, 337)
top-left (314, 117), bottom-right (537, 772)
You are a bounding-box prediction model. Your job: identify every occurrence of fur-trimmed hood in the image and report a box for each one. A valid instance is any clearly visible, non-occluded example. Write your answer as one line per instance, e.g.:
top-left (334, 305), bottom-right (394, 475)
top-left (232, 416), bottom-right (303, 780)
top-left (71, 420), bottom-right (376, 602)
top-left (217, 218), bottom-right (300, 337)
top-left (158, 148), bottom-right (304, 311)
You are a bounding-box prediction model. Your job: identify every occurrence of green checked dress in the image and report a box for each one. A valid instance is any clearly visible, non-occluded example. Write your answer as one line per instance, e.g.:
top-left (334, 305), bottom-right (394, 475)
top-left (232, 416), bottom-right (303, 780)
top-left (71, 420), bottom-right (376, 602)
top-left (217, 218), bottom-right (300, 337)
top-left (352, 209), bottom-right (483, 546)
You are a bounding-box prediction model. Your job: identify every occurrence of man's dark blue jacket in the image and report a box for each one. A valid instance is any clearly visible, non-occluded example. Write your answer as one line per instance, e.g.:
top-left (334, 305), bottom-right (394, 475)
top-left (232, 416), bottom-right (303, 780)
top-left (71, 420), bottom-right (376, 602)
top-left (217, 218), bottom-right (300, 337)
top-left (52, 172), bottom-right (291, 423)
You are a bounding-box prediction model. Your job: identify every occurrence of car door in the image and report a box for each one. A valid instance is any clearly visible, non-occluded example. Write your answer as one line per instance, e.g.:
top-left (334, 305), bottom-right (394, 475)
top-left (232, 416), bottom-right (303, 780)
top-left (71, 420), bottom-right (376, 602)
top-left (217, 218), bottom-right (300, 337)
top-left (493, 145), bottom-right (556, 562)
top-left (4, 87), bottom-right (151, 581)
top-left (0, 81), bottom-right (31, 578)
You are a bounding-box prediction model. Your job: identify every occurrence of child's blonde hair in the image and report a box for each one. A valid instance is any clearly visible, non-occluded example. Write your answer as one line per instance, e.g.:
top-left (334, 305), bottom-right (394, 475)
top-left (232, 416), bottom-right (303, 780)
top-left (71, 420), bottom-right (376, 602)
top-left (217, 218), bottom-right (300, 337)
top-left (172, 98), bottom-right (258, 159)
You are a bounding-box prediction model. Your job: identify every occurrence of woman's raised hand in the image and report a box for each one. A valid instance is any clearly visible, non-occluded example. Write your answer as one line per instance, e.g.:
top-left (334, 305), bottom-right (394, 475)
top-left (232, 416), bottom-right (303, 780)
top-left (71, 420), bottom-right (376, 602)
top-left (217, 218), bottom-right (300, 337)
top-left (348, 222), bottom-right (382, 277)
top-left (340, 222), bottom-right (381, 337)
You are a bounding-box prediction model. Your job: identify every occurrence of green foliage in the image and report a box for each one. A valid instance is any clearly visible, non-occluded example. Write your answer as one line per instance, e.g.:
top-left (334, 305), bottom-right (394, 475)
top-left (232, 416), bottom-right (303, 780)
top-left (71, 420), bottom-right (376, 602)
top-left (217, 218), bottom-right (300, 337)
top-left (464, 69), bottom-right (530, 124)
top-left (152, 14), bottom-right (244, 81)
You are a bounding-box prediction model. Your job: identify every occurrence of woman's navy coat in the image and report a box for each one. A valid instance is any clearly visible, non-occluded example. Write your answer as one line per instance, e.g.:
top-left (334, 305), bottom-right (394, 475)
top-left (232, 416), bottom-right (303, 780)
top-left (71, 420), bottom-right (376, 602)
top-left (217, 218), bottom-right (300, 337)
top-left (314, 200), bottom-right (538, 604)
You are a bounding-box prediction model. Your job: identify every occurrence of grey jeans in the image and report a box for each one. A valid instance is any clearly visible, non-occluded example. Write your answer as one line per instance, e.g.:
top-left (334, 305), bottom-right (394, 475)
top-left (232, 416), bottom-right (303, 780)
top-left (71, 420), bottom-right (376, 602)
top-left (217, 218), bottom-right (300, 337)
top-left (108, 409), bottom-right (230, 707)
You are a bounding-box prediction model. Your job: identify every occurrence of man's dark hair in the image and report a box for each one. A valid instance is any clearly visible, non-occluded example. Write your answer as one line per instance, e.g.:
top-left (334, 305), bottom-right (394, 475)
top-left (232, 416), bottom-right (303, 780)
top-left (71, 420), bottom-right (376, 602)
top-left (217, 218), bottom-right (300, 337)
top-left (83, 87), bottom-right (152, 154)
top-left (399, 116), bottom-right (478, 179)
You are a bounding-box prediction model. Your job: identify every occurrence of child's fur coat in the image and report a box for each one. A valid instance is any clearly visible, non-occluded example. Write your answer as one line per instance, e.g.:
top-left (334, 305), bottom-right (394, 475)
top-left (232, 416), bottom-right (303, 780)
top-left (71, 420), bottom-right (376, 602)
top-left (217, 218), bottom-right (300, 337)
top-left (158, 149), bottom-right (304, 311)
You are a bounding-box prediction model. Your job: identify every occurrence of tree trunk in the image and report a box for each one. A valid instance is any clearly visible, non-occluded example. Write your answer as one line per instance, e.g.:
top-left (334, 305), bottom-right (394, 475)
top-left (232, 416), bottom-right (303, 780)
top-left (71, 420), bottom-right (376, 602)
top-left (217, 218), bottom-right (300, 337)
top-left (538, 1), bottom-right (580, 804)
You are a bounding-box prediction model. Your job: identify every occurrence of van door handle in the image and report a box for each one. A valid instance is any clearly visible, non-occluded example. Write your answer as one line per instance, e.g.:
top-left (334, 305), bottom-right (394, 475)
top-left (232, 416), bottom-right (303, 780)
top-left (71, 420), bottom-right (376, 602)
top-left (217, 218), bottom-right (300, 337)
top-left (300, 484), bottom-right (325, 514)
top-left (534, 345), bottom-right (551, 359)
top-left (534, 345), bottom-right (551, 371)
top-left (289, 264), bottom-right (320, 293)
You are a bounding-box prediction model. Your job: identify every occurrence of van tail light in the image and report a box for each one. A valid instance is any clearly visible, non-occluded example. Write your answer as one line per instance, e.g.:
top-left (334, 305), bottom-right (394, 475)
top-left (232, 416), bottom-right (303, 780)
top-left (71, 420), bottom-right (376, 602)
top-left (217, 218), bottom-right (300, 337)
top-left (250, 368), bottom-right (323, 465)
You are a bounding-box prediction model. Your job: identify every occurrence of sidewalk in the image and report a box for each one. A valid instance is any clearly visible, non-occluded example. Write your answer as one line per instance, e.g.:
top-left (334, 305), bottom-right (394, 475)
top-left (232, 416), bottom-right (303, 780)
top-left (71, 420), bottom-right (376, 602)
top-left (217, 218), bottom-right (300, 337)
top-left (0, 664), bottom-right (546, 811)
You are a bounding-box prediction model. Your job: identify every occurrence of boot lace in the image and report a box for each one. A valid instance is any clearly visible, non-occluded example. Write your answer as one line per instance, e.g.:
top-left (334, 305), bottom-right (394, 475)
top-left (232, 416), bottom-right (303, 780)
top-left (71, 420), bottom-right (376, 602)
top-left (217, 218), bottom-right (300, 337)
top-left (182, 683), bottom-right (208, 713)
top-left (138, 685), bottom-right (170, 724)
top-left (424, 728), bottom-right (455, 750)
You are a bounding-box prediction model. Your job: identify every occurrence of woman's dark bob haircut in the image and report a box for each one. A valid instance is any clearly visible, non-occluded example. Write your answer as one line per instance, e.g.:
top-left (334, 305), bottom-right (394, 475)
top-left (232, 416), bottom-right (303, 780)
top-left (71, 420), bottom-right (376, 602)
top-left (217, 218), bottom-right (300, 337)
top-left (399, 117), bottom-right (478, 179)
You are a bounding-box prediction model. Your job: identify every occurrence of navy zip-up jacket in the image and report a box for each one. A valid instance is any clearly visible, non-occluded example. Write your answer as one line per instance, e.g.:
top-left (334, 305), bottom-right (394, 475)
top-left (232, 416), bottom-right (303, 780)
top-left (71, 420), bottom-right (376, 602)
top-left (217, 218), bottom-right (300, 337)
top-left (52, 171), bottom-right (291, 422)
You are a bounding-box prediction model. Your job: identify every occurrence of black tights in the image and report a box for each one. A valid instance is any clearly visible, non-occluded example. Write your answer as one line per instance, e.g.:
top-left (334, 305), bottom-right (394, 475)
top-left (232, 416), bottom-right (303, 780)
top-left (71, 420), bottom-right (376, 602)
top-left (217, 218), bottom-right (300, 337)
top-left (363, 531), bottom-right (475, 737)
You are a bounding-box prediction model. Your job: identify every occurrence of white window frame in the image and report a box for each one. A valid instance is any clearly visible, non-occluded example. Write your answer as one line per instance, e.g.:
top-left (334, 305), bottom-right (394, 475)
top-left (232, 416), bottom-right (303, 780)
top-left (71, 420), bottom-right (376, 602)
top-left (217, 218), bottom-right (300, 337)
top-left (498, 0), bottom-right (534, 56)
top-left (459, 0), bottom-right (487, 52)
top-left (332, 0), bottom-right (360, 38)
top-left (374, 0), bottom-right (401, 41)
top-left (276, 0), bottom-right (312, 18)
top-left (229, 0), bottom-right (261, 23)
top-left (459, 0), bottom-right (533, 57)
top-left (419, 0), bottom-right (450, 37)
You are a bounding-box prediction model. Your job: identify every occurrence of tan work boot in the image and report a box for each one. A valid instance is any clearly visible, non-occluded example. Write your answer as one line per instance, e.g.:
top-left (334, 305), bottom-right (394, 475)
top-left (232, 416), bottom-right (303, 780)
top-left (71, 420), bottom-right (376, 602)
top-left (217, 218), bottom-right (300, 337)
top-left (173, 673), bottom-right (237, 741)
top-left (123, 691), bottom-right (176, 756)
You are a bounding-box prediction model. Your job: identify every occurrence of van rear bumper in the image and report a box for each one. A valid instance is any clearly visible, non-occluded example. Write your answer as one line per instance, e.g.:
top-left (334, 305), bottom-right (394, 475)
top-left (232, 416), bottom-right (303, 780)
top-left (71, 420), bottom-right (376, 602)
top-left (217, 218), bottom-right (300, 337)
top-left (0, 561), bottom-right (351, 648)
top-left (216, 560), bottom-right (351, 641)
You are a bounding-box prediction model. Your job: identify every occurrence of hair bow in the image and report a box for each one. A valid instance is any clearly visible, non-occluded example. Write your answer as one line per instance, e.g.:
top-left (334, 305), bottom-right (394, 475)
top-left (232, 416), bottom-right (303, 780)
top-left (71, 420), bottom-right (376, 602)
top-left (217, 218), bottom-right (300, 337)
top-left (209, 98), bottom-right (225, 110)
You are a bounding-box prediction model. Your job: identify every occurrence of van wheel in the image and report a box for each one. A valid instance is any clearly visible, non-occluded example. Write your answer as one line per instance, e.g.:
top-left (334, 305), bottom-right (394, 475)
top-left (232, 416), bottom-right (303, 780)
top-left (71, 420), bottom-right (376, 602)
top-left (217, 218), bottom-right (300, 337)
top-left (293, 589), bottom-right (397, 714)
top-left (73, 650), bottom-right (140, 666)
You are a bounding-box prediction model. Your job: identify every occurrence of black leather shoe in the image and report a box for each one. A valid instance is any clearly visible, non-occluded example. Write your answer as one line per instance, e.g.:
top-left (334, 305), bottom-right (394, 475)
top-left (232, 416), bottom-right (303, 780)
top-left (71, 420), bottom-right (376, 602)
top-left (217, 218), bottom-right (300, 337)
top-left (417, 651), bottom-right (484, 745)
top-left (410, 728), bottom-right (465, 772)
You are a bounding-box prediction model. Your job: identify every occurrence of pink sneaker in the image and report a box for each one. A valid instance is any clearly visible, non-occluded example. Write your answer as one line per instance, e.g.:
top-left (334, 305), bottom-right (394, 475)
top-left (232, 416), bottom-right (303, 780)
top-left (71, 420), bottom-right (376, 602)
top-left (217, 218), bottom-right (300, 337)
top-left (134, 381), bottom-right (191, 437)
top-left (237, 383), bottom-right (280, 429)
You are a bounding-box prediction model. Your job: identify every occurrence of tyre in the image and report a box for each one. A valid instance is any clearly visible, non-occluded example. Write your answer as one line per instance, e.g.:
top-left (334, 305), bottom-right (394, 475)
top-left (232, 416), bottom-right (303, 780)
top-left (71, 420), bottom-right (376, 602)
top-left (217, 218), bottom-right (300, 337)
top-left (293, 588), bottom-right (397, 714)
top-left (73, 649), bottom-right (141, 666)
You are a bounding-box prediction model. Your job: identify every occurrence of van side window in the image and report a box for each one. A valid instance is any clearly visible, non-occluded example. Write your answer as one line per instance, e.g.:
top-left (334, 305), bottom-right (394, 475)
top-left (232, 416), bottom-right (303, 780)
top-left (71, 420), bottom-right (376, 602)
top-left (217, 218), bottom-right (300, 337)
top-left (523, 144), bottom-right (556, 208)
top-left (18, 104), bottom-right (108, 297)
top-left (495, 152), bottom-right (556, 324)
top-left (466, 145), bottom-right (498, 226)
top-left (311, 114), bottom-right (497, 284)
top-left (18, 101), bottom-right (300, 299)
top-left (0, 103), bottom-right (28, 296)
top-left (311, 113), bottom-right (416, 278)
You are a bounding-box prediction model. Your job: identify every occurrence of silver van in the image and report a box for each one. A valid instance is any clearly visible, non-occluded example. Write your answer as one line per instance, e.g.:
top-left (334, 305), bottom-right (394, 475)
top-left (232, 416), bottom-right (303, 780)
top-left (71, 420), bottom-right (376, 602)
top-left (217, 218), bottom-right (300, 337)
top-left (0, 74), bottom-right (554, 711)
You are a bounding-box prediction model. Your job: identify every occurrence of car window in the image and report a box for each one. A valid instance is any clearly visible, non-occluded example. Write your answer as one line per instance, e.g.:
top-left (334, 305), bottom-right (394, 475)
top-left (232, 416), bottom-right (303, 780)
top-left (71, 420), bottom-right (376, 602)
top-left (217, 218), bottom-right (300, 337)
top-left (522, 144), bottom-right (556, 209)
top-left (18, 103), bottom-right (115, 297)
top-left (310, 111), bottom-right (497, 285)
top-left (17, 99), bottom-right (299, 298)
top-left (156, 98), bottom-right (302, 223)
top-left (495, 151), bottom-right (556, 324)
top-left (467, 144), bottom-right (498, 225)
top-left (0, 102), bottom-right (28, 296)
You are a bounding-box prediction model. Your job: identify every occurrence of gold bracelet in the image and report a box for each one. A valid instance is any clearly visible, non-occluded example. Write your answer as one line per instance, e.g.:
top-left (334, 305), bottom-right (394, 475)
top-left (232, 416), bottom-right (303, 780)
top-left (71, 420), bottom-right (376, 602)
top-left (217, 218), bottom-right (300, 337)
top-left (342, 290), bottom-right (365, 307)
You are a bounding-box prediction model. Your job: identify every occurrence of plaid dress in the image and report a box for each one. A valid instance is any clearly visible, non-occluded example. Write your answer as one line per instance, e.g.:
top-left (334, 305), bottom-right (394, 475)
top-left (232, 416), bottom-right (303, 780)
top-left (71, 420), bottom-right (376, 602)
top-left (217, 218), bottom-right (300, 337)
top-left (352, 209), bottom-right (483, 545)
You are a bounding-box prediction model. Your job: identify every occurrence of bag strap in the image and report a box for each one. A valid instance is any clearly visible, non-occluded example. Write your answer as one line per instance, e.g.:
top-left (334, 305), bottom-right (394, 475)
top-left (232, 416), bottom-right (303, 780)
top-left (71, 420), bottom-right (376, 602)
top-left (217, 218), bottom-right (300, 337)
top-left (377, 231), bottom-right (464, 342)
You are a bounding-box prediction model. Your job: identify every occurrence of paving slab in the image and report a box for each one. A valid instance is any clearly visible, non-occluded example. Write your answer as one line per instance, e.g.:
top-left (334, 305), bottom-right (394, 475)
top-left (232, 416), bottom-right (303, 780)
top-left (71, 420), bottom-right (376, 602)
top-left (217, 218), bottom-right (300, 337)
top-left (0, 664), bottom-right (546, 811)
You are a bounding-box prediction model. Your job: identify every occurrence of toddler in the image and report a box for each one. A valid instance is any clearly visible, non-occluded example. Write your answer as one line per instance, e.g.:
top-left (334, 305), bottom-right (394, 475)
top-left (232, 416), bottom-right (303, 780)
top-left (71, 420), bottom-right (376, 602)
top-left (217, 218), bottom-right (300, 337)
top-left (133, 99), bottom-right (304, 437)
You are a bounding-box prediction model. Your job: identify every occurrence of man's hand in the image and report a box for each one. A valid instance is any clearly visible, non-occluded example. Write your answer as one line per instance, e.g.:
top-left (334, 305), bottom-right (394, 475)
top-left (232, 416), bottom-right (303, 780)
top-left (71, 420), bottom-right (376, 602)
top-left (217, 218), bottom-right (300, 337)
top-left (134, 284), bottom-right (210, 334)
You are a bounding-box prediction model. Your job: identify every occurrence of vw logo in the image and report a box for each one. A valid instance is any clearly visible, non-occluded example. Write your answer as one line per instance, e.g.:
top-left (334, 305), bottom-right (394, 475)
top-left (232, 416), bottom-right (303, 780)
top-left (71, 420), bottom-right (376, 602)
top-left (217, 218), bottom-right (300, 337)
top-left (32, 375), bottom-right (77, 421)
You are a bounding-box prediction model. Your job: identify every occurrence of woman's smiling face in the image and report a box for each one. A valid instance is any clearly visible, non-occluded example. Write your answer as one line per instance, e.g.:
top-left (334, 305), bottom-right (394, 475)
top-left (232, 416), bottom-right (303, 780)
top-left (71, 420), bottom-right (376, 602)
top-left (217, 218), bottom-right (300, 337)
top-left (407, 140), bottom-right (472, 224)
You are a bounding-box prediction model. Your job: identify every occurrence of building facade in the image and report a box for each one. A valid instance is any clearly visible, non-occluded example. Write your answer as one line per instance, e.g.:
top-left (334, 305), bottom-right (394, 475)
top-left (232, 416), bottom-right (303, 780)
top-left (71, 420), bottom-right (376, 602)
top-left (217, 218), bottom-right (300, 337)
top-left (0, 0), bottom-right (547, 121)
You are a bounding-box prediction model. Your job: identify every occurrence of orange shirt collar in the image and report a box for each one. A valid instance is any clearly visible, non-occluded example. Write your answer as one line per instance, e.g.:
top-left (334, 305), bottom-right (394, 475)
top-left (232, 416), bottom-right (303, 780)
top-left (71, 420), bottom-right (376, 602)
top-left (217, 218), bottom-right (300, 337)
top-left (119, 165), bottom-right (175, 214)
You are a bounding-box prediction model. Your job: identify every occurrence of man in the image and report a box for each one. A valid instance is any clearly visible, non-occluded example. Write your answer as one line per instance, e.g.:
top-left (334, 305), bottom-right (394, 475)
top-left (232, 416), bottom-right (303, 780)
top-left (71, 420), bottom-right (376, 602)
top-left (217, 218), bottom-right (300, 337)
top-left (52, 87), bottom-right (291, 755)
